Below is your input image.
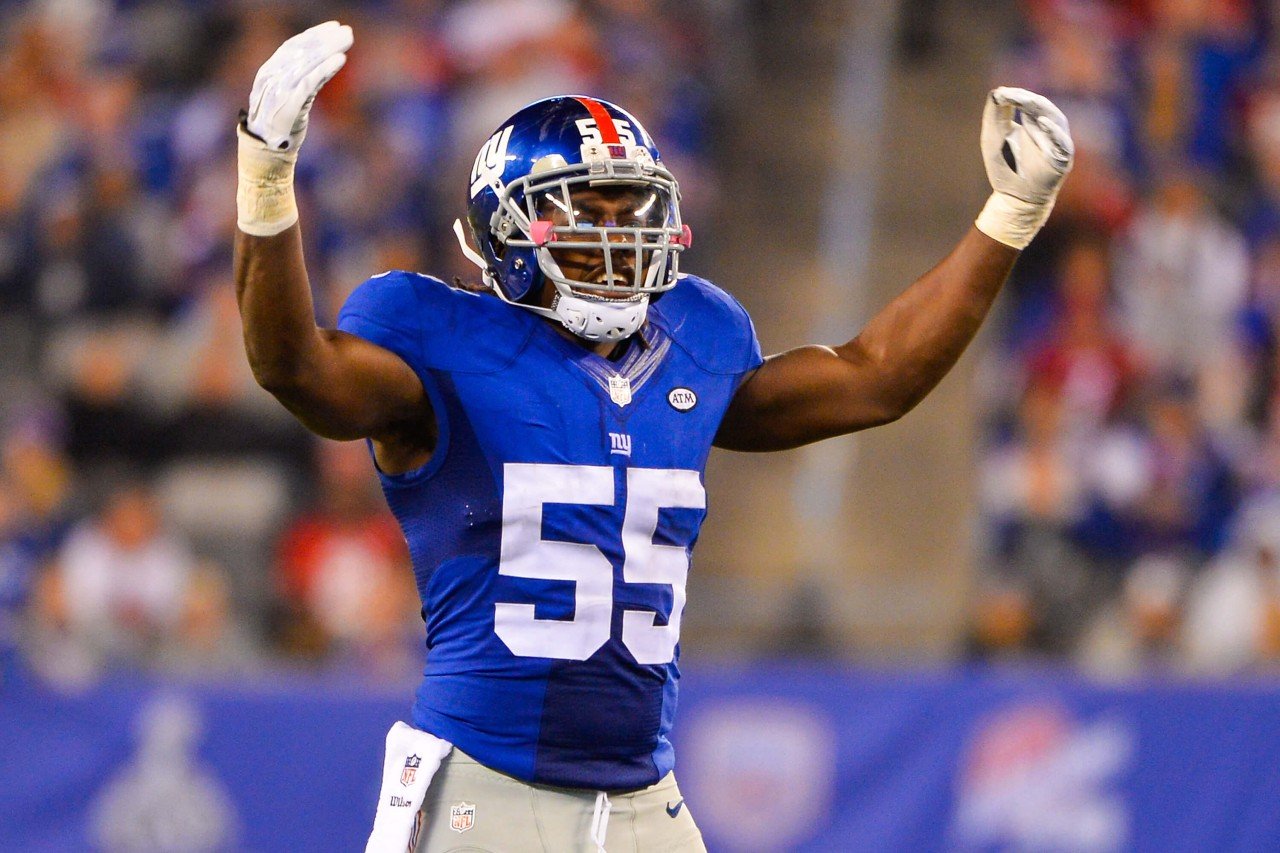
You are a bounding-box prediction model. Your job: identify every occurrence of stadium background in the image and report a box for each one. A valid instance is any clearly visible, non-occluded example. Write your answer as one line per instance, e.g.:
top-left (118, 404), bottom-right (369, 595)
top-left (4, 0), bottom-right (1280, 849)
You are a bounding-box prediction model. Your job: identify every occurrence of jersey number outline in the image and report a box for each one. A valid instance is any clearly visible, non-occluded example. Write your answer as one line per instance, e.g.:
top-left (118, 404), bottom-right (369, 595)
top-left (494, 463), bottom-right (704, 664)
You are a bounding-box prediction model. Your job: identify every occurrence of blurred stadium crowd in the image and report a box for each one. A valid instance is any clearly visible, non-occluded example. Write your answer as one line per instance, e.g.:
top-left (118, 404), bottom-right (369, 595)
top-left (970, 0), bottom-right (1280, 677)
top-left (9, 0), bottom-right (1280, 688)
top-left (0, 0), bottom-right (717, 685)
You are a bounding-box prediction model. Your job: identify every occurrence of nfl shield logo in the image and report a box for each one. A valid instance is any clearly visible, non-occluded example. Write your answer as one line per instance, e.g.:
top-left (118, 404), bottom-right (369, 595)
top-left (608, 375), bottom-right (632, 407)
top-left (449, 801), bottom-right (476, 833)
top-left (400, 754), bottom-right (421, 787)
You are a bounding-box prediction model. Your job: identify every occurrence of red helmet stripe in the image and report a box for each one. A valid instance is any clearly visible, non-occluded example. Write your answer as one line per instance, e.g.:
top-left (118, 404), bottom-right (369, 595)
top-left (574, 97), bottom-right (622, 145)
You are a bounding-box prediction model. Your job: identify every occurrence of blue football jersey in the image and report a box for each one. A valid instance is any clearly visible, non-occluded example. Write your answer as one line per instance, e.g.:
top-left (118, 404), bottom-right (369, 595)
top-left (336, 271), bottom-right (762, 791)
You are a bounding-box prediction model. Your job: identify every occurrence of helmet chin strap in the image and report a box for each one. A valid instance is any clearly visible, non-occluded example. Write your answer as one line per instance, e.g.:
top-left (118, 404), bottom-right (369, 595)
top-left (453, 219), bottom-right (648, 342)
top-left (537, 248), bottom-right (648, 342)
top-left (549, 290), bottom-right (649, 342)
top-left (453, 219), bottom-right (497, 289)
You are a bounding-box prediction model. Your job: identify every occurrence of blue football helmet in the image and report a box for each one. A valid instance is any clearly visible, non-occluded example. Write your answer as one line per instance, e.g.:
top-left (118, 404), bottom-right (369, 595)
top-left (453, 96), bottom-right (691, 342)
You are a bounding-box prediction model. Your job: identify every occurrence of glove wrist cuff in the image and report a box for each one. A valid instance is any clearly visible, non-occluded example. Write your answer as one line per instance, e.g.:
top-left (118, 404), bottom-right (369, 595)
top-left (236, 122), bottom-right (300, 237)
top-left (975, 191), bottom-right (1053, 250)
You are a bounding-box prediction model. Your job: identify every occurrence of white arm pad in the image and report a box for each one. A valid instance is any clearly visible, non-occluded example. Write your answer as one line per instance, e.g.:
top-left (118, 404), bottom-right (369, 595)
top-left (975, 191), bottom-right (1056, 251)
top-left (975, 88), bottom-right (1074, 251)
top-left (236, 123), bottom-right (299, 237)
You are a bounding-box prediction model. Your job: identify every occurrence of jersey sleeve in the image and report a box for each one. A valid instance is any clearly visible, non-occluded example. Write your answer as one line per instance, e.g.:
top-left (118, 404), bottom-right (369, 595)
top-left (337, 271), bottom-right (533, 376)
top-left (731, 293), bottom-right (764, 376)
top-left (659, 274), bottom-right (763, 377)
top-left (336, 270), bottom-right (446, 376)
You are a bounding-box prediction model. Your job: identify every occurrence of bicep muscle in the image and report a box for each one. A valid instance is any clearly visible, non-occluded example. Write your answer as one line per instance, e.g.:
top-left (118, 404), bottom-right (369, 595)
top-left (713, 342), bottom-right (901, 452)
top-left (268, 330), bottom-right (433, 445)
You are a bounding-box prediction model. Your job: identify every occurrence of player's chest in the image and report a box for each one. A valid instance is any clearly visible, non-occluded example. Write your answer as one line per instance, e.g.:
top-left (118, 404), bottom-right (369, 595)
top-left (450, 341), bottom-right (733, 469)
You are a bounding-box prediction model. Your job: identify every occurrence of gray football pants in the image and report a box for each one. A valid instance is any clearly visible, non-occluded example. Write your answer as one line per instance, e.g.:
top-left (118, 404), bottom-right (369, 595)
top-left (410, 749), bottom-right (706, 852)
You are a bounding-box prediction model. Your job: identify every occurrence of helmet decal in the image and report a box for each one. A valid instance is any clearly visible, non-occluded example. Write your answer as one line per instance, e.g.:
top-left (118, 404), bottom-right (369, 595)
top-left (470, 125), bottom-right (513, 200)
top-left (572, 97), bottom-right (636, 149)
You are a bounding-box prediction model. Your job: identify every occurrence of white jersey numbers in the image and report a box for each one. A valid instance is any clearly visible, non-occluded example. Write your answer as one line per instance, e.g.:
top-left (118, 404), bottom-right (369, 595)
top-left (495, 463), bottom-right (704, 664)
top-left (495, 464), bottom-right (615, 660)
top-left (620, 468), bottom-right (704, 664)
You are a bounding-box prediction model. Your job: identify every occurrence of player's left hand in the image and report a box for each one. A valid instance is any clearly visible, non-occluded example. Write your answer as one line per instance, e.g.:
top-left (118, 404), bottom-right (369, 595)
top-left (244, 20), bottom-right (354, 152)
top-left (975, 87), bottom-right (1074, 250)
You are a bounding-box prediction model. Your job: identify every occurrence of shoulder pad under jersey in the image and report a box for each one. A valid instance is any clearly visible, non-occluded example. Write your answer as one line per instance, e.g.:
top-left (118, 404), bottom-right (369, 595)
top-left (336, 271), bottom-right (536, 375)
top-left (650, 274), bottom-right (763, 376)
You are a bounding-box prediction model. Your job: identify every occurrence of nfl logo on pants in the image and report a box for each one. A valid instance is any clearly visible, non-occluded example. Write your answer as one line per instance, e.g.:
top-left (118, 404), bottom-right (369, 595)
top-left (450, 802), bottom-right (476, 833)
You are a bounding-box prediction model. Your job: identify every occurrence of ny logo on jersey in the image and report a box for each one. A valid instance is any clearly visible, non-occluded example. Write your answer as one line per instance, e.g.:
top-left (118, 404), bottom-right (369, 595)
top-left (609, 432), bottom-right (632, 457)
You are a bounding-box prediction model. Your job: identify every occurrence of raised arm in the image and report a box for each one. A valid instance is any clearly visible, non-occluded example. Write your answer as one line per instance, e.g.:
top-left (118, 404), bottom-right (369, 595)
top-left (715, 88), bottom-right (1074, 452)
top-left (234, 23), bottom-right (431, 468)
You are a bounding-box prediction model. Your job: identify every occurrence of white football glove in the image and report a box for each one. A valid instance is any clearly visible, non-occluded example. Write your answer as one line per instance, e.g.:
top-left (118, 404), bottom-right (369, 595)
top-left (975, 87), bottom-right (1074, 250)
top-left (245, 20), bottom-right (353, 151)
top-left (236, 21), bottom-right (353, 237)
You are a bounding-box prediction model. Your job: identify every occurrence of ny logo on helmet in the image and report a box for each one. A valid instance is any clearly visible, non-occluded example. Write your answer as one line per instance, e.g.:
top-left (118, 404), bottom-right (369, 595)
top-left (470, 125), bottom-right (513, 199)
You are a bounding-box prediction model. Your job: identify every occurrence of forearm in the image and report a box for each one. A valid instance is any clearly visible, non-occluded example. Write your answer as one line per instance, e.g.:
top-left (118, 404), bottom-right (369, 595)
top-left (826, 88), bottom-right (1071, 421)
top-left (716, 227), bottom-right (1017, 452)
top-left (233, 225), bottom-right (325, 392)
top-left (835, 226), bottom-right (1017, 418)
top-left (717, 87), bottom-right (1070, 452)
top-left (233, 21), bottom-right (354, 392)
top-left (234, 226), bottom-right (426, 442)
top-left (228, 22), bottom-right (428, 447)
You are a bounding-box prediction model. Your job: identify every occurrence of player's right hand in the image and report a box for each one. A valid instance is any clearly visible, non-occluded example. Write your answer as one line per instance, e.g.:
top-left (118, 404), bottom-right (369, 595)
top-left (244, 20), bottom-right (354, 152)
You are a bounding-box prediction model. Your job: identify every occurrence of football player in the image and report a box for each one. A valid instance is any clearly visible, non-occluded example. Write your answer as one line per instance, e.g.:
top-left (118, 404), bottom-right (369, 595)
top-left (234, 21), bottom-right (1072, 853)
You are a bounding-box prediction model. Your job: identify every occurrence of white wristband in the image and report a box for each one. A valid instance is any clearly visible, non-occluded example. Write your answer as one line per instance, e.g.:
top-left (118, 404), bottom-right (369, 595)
top-left (974, 191), bottom-right (1054, 250)
top-left (236, 123), bottom-right (300, 237)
